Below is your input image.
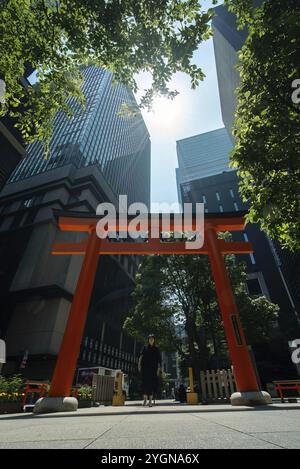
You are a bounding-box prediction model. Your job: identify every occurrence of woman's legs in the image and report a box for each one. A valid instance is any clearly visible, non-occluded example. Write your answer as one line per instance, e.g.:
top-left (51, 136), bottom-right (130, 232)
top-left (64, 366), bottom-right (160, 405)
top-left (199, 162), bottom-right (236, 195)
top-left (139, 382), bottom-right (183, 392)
top-left (148, 395), bottom-right (153, 407)
top-left (143, 394), bottom-right (147, 405)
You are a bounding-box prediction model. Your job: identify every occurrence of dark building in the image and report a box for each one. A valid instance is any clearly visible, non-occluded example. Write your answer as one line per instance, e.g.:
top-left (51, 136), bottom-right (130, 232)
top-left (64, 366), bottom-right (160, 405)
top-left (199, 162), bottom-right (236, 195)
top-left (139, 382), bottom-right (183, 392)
top-left (0, 72), bottom-right (27, 191)
top-left (0, 65), bottom-right (150, 381)
top-left (0, 115), bottom-right (26, 191)
top-left (0, 65), bottom-right (37, 190)
top-left (176, 130), bottom-right (300, 383)
top-left (212, 1), bottom-right (262, 141)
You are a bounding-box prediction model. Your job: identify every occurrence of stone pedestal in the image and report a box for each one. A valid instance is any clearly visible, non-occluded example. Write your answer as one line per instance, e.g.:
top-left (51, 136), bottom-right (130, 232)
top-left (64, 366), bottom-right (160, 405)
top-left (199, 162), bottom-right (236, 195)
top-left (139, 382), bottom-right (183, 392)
top-left (231, 391), bottom-right (272, 407)
top-left (33, 397), bottom-right (78, 414)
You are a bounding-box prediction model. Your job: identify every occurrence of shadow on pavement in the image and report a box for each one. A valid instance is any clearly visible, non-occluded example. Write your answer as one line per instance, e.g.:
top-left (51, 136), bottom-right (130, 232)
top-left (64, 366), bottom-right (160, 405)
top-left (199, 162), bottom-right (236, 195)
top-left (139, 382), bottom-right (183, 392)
top-left (1, 402), bottom-right (300, 421)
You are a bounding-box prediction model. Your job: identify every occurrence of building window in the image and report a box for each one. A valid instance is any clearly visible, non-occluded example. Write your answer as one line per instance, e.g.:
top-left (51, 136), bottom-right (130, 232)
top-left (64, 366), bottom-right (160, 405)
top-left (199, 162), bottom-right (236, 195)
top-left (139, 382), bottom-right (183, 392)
top-left (216, 192), bottom-right (220, 201)
top-left (243, 233), bottom-right (256, 264)
top-left (219, 205), bottom-right (224, 213)
top-left (249, 253), bottom-right (256, 265)
top-left (205, 208), bottom-right (208, 213)
top-left (182, 183), bottom-right (191, 196)
top-left (202, 195), bottom-right (206, 204)
top-left (23, 198), bottom-right (34, 208)
top-left (247, 278), bottom-right (262, 296)
top-left (229, 189), bottom-right (234, 198)
top-left (233, 202), bottom-right (239, 212)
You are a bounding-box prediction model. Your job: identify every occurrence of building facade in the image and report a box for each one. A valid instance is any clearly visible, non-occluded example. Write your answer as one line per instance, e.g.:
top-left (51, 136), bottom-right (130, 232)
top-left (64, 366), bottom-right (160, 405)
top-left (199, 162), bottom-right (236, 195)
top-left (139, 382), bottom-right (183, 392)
top-left (176, 128), bottom-right (233, 206)
top-left (212, 1), bottom-right (262, 141)
top-left (0, 66), bottom-right (150, 382)
top-left (0, 115), bottom-right (26, 192)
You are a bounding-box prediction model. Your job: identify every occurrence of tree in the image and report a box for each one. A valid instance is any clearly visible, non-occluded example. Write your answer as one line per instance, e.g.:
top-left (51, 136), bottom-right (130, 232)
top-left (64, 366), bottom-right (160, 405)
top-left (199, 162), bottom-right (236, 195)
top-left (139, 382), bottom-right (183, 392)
top-left (224, 0), bottom-right (300, 250)
top-left (0, 0), bottom-right (217, 154)
top-left (123, 255), bottom-right (180, 353)
top-left (124, 244), bottom-right (279, 380)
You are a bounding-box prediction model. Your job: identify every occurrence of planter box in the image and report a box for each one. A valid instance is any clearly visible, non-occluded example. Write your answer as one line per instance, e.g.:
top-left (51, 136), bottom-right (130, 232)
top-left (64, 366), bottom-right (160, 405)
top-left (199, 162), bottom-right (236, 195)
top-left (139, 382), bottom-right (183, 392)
top-left (78, 400), bottom-right (92, 409)
top-left (0, 402), bottom-right (23, 414)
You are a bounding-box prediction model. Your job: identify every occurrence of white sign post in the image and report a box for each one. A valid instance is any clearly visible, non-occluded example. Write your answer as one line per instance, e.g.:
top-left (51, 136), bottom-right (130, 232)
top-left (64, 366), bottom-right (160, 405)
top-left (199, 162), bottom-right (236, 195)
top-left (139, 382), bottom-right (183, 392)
top-left (0, 339), bottom-right (6, 362)
top-left (0, 339), bottom-right (6, 374)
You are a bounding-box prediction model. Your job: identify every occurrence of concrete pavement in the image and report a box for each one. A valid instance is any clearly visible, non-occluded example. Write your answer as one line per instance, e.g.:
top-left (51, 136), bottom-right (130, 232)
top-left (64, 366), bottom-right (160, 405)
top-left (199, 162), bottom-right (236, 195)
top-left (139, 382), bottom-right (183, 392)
top-left (0, 400), bottom-right (300, 449)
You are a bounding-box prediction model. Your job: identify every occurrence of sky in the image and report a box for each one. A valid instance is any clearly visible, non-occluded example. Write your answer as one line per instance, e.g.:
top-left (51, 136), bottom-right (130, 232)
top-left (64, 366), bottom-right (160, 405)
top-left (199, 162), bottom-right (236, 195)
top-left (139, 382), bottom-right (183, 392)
top-left (135, 1), bottom-right (224, 209)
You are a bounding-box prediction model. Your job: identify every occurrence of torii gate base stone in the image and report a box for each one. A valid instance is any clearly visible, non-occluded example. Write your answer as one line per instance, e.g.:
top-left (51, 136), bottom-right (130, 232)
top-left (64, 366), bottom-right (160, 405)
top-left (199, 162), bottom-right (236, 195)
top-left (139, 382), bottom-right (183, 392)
top-left (34, 211), bottom-right (272, 413)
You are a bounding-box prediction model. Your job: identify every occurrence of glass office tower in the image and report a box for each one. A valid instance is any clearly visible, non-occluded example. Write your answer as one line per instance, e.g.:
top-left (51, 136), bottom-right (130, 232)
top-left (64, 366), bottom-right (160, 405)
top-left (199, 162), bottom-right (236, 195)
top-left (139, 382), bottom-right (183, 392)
top-left (9, 65), bottom-right (150, 206)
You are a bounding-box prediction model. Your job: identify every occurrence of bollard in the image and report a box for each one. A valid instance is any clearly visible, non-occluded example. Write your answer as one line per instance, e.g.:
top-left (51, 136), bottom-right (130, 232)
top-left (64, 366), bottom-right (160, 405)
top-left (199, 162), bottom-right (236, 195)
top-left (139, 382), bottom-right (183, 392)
top-left (112, 371), bottom-right (125, 406)
top-left (187, 367), bottom-right (198, 405)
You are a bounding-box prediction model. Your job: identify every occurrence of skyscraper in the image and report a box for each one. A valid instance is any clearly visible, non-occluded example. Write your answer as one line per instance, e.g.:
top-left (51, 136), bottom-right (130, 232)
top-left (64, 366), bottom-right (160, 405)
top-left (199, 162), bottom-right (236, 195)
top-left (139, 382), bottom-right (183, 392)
top-left (176, 128), bottom-right (233, 206)
top-left (9, 66), bottom-right (150, 206)
top-left (0, 66), bottom-right (150, 380)
top-left (212, 2), bottom-right (262, 140)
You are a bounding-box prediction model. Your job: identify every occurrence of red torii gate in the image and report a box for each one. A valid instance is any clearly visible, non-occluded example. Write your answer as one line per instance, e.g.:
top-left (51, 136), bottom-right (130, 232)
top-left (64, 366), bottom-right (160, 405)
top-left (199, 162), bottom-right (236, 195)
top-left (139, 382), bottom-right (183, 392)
top-left (34, 210), bottom-right (271, 412)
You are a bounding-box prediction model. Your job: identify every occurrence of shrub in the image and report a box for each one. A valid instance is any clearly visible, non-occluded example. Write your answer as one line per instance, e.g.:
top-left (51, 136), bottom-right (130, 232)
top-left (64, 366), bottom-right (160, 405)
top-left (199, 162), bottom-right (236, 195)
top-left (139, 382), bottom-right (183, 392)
top-left (0, 375), bottom-right (25, 402)
top-left (77, 385), bottom-right (92, 401)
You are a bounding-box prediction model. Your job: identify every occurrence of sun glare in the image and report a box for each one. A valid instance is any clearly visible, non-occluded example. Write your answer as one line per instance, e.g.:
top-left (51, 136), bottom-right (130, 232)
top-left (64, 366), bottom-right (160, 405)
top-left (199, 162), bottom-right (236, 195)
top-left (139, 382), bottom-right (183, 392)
top-left (146, 95), bottom-right (181, 129)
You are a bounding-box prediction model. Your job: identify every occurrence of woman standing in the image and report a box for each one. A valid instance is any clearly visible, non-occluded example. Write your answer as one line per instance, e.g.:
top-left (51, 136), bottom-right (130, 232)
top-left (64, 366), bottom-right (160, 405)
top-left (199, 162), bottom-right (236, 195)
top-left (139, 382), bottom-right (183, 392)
top-left (138, 334), bottom-right (162, 407)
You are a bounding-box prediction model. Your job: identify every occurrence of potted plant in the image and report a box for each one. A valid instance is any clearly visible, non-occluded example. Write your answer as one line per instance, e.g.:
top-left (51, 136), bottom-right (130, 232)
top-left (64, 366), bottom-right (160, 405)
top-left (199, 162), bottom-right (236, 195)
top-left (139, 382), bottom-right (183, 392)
top-left (77, 385), bottom-right (92, 408)
top-left (0, 375), bottom-right (25, 414)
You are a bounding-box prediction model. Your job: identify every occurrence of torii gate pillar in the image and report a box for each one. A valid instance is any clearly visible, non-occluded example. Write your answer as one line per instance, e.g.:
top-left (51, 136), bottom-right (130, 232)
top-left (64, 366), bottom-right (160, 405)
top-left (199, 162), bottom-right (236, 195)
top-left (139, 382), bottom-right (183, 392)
top-left (206, 228), bottom-right (272, 406)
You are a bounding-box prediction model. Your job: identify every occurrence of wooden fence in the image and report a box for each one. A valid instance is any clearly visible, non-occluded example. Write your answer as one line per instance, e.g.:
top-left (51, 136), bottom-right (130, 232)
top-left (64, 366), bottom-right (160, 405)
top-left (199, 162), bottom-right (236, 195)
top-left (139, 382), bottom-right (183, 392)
top-left (92, 374), bottom-right (115, 405)
top-left (200, 369), bottom-right (236, 403)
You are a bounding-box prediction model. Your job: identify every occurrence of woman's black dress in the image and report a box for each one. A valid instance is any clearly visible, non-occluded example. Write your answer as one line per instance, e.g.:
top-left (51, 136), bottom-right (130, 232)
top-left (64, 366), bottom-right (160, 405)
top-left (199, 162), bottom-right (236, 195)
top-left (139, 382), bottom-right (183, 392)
top-left (140, 345), bottom-right (162, 396)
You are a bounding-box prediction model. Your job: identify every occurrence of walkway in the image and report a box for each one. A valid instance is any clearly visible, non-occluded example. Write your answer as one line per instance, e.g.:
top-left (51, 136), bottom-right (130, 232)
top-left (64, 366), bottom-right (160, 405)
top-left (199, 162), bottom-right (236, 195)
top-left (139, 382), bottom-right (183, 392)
top-left (0, 400), bottom-right (300, 449)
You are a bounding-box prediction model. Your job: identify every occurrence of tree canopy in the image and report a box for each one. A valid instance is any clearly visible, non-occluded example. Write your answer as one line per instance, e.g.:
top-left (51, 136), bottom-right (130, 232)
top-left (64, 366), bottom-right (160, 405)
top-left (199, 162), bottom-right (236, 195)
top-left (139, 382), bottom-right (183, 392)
top-left (124, 246), bottom-right (279, 376)
top-left (224, 0), bottom-right (300, 250)
top-left (0, 0), bottom-right (217, 153)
